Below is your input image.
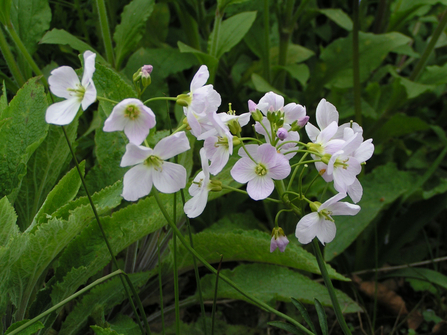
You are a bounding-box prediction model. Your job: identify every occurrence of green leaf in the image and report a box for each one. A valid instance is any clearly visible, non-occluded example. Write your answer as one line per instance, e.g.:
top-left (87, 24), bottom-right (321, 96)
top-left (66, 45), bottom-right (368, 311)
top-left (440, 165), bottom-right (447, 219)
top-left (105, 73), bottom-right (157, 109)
top-left (10, 0), bottom-right (51, 54)
top-left (91, 326), bottom-right (122, 335)
top-left (314, 299), bottom-right (328, 335)
top-left (375, 114), bottom-right (430, 145)
top-left (419, 63), bottom-right (447, 85)
top-left (267, 321), bottom-right (306, 335)
top-left (251, 73), bottom-right (285, 95)
top-left (113, 0), bottom-right (155, 69)
top-left (270, 44), bottom-right (315, 65)
top-left (217, 0), bottom-right (251, 12)
top-left (0, 0), bottom-right (12, 25)
top-left (320, 32), bottom-right (412, 89)
top-left (385, 268), bottom-right (447, 291)
top-left (60, 272), bottom-right (150, 335)
top-left (15, 119), bottom-right (79, 230)
top-left (281, 64), bottom-right (310, 86)
top-left (174, 229), bottom-right (348, 281)
top-left (27, 161), bottom-right (84, 232)
top-left (178, 41), bottom-right (219, 74)
top-left (0, 196), bottom-right (19, 247)
top-left (319, 8), bottom-right (353, 31)
top-left (108, 315), bottom-right (142, 335)
top-left (4, 319), bottom-right (44, 334)
top-left (0, 77), bottom-right (48, 203)
top-left (40, 29), bottom-right (106, 63)
top-left (213, 11), bottom-right (257, 59)
top-left (198, 263), bottom-right (361, 313)
top-left (325, 163), bottom-right (414, 261)
top-left (291, 298), bottom-right (318, 334)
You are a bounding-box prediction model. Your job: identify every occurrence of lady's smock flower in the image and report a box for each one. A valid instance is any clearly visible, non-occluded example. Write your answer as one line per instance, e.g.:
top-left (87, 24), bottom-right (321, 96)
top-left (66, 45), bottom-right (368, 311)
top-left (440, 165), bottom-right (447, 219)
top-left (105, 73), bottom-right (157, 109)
top-left (46, 51), bottom-right (97, 125)
top-left (270, 227), bottom-right (289, 252)
top-left (103, 98), bottom-right (156, 145)
top-left (231, 144), bottom-right (291, 200)
top-left (295, 193), bottom-right (360, 245)
top-left (121, 132), bottom-right (190, 201)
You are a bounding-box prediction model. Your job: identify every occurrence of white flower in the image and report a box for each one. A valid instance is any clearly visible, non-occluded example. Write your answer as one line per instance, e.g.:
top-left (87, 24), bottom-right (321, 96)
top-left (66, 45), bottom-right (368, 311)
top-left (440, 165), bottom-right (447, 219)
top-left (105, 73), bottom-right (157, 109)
top-left (120, 132), bottom-right (190, 201)
top-left (295, 193), bottom-right (360, 245)
top-left (46, 51), bottom-right (97, 125)
top-left (103, 98), bottom-right (156, 145)
top-left (184, 148), bottom-right (211, 218)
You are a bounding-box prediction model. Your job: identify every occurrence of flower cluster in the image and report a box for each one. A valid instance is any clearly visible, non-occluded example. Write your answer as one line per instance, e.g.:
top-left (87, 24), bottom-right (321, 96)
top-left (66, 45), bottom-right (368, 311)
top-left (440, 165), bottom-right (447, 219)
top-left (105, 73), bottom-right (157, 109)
top-left (45, 52), bottom-right (374, 253)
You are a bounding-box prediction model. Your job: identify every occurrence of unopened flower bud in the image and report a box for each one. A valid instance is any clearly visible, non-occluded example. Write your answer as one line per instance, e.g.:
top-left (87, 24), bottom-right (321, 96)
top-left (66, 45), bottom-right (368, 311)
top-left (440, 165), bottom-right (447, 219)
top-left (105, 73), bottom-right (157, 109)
top-left (228, 119), bottom-right (242, 135)
top-left (298, 116), bottom-right (309, 128)
top-left (209, 180), bottom-right (222, 192)
top-left (248, 99), bottom-right (257, 113)
top-left (310, 201), bottom-right (321, 212)
top-left (276, 127), bottom-right (288, 140)
top-left (270, 227), bottom-right (289, 252)
top-left (232, 136), bottom-right (241, 146)
top-left (251, 110), bottom-right (263, 122)
top-left (176, 93), bottom-right (192, 107)
top-left (321, 154), bottom-right (331, 165)
top-left (141, 65), bottom-right (153, 87)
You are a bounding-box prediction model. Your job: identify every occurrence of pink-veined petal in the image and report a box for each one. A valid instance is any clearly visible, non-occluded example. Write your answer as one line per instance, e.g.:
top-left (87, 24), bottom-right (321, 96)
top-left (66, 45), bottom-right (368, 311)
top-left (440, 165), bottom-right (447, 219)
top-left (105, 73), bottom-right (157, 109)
top-left (122, 164), bottom-right (153, 201)
top-left (317, 121), bottom-right (338, 145)
top-left (258, 91), bottom-right (284, 114)
top-left (153, 162), bottom-right (186, 193)
top-left (238, 144), bottom-right (259, 160)
top-left (49, 66), bottom-right (80, 99)
top-left (315, 218), bottom-right (337, 245)
top-left (208, 145), bottom-right (230, 176)
top-left (284, 103), bottom-right (306, 124)
top-left (190, 65), bottom-right (209, 91)
top-left (154, 131), bottom-right (190, 160)
top-left (231, 157), bottom-right (257, 183)
top-left (81, 51), bottom-right (96, 87)
top-left (120, 143), bottom-right (152, 167)
top-left (319, 193), bottom-right (347, 211)
top-left (316, 98), bottom-right (338, 130)
top-left (268, 154), bottom-right (291, 180)
top-left (45, 98), bottom-right (80, 125)
top-left (258, 143), bottom-right (278, 166)
top-left (246, 176), bottom-right (274, 200)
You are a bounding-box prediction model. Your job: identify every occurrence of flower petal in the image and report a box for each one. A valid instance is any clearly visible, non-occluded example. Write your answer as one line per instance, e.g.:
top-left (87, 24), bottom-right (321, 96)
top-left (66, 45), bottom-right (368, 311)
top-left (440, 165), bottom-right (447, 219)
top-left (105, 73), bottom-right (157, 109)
top-left (81, 82), bottom-right (97, 110)
top-left (45, 98), bottom-right (80, 125)
top-left (120, 143), bottom-right (152, 167)
top-left (295, 212), bottom-right (321, 244)
top-left (268, 154), bottom-right (291, 180)
top-left (305, 123), bottom-right (320, 143)
top-left (81, 51), bottom-right (96, 87)
top-left (316, 98), bottom-right (338, 130)
top-left (184, 186), bottom-right (209, 218)
top-left (231, 157), bottom-right (257, 183)
top-left (153, 162), bottom-right (187, 193)
top-left (246, 176), bottom-right (274, 200)
top-left (347, 178), bottom-right (363, 203)
top-left (154, 131), bottom-right (190, 160)
top-left (49, 66), bottom-right (80, 99)
top-left (122, 164), bottom-right (153, 201)
top-left (190, 65), bottom-right (209, 91)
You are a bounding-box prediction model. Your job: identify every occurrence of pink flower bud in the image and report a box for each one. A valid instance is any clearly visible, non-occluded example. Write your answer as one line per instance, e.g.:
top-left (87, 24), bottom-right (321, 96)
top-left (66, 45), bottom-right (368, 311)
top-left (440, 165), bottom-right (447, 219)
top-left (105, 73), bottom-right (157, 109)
top-left (276, 127), bottom-right (288, 140)
top-left (248, 99), bottom-right (257, 113)
top-left (141, 65), bottom-right (153, 78)
top-left (298, 116), bottom-right (310, 128)
top-left (270, 227), bottom-right (289, 252)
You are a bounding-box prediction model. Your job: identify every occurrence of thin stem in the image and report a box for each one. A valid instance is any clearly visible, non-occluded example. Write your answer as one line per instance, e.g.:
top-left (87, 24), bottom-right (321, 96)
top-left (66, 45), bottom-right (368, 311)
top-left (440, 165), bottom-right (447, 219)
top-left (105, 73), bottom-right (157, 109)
top-left (312, 239), bottom-right (352, 335)
top-left (74, 0), bottom-right (91, 45)
top-left (144, 96), bottom-right (177, 104)
top-left (220, 184), bottom-right (282, 203)
top-left (410, 8), bottom-right (447, 81)
top-left (8, 270), bottom-right (124, 335)
top-left (97, 96), bottom-right (119, 105)
top-left (0, 27), bottom-right (25, 87)
top-left (5, 24), bottom-right (47, 86)
top-left (290, 159), bottom-right (321, 167)
top-left (152, 190), bottom-right (314, 335)
top-left (60, 126), bottom-right (150, 335)
top-left (211, 255), bottom-right (223, 335)
top-left (209, 10), bottom-right (223, 58)
top-left (157, 234), bottom-right (166, 335)
top-left (263, 0), bottom-right (271, 83)
top-left (173, 220), bottom-right (180, 335)
top-left (95, 0), bottom-right (114, 67)
top-left (352, 0), bottom-right (362, 126)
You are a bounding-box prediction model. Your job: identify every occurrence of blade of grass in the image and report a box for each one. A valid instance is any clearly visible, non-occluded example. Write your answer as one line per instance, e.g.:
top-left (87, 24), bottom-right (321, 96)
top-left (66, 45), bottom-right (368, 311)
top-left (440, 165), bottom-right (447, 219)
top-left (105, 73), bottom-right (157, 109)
top-left (211, 255), bottom-right (223, 335)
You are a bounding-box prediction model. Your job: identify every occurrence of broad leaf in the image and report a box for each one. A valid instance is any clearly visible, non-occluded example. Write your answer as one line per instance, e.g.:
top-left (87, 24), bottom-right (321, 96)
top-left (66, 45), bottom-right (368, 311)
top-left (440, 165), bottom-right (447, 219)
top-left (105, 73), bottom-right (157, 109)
top-left (325, 163), bottom-right (414, 261)
top-left (319, 8), bottom-right (353, 31)
top-left (270, 44), bottom-right (315, 65)
top-left (178, 42), bottom-right (219, 78)
top-left (5, 319), bottom-right (44, 335)
top-left (0, 77), bottom-right (48, 203)
top-left (0, 196), bottom-right (19, 247)
top-left (385, 267), bottom-right (447, 291)
top-left (375, 114), bottom-right (430, 145)
top-left (198, 263), bottom-right (361, 313)
top-left (113, 0), bottom-right (155, 69)
top-left (251, 73), bottom-right (285, 95)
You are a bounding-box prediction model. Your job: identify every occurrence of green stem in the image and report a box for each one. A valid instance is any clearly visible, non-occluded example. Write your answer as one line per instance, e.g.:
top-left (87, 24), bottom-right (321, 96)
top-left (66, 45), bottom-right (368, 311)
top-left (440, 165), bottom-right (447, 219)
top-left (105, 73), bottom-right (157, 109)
top-left (263, 0), bottom-right (271, 83)
top-left (97, 96), bottom-right (119, 105)
top-left (409, 8), bottom-right (447, 81)
top-left (312, 239), bottom-right (352, 335)
top-left (95, 0), bottom-right (114, 67)
top-left (173, 220), bottom-right (180, 335)
top-left (209, 10), bottom-right (223, 58)
top-left (211, 255), bottom-right (223, 335)
top-left (352, 0), bottom-right (362, 126)
top-left (157, 235), bottom-right (166, 335)
top-left (152, 190), bottom-right (314, 335)
top-left (8, 270), bottom-right (124, 335)
top-left (74, 0), bottom-right (91, 45)
top-left (220, 184), bottom-right (282, 203)
top-left (144, 96), bottom-right (177, 104)
top-left (5, 24), bottom-right (47, 86)
top-left (61, 126), bottom-right (150, 335)
top-left (0, 27), bottom-right (25, 87)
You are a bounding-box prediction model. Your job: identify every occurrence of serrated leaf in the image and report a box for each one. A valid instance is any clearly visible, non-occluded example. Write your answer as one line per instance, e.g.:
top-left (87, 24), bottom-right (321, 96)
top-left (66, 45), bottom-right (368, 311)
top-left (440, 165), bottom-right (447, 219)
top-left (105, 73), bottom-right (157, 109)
top-left (4, 319), bottom-right (44, 335)
top-left (60, 272), bottom-right (150, 335)
top-left (314, 299), bottom-right (328, 335)
top-left (212, 11), bottom-right (257, 59)
top-left (0, 77), bottom-right (48, 203)
top-left (91, 326), bottom-right (122, 335)
top-left (40, 29), bottom-right (106, 63)
top-left (319, 8), bottom-right (353, 31)
top-left (320, 32), bottom-right (412, 89)
top-left (198, 263), bottom-right (361, 313)
top-left (84, 62), bottom-right (136, 194)
top-left (113, 0), bottom-right (155, 69)
top-left (173, 228), bottom-right (348, 281)
top-left (0, 196), bottom-right (19, 246)
top-left (10, 0), bottom-right (51, 55)
top-left (15, 119), bottom-right (78, 230)
top-left (419, 63), bottom-right (447, 85)
top-left (267, 321), bottom-right (306, 335)
top-left (108, 315), bottom-right (142, 335)
top-left (26, 160), bottom-right (84, 232)
top-left (325, 163), bottom-right (414, 261)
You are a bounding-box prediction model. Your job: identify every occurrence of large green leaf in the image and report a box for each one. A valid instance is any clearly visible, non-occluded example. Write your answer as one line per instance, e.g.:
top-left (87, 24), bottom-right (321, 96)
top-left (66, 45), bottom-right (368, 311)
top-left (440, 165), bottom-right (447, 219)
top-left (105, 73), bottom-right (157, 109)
top-left (4, 319), bottom-right (44, 335)
top-left (384, 267), bottom-right (447, 291)
top-left (59, 272), bottom-right (150, 335)
top-left (199, 263), bottom-right (361, 313)
top-left (10, 0), bottom-right (51, 54)
top-left (319, 8), bottom-right (353, 31)
top-left (325, 163), bottom-right (414, 261)
top-left (374, 114), bottom-right (430, 145)
top-left (0, 196), bottom-right (19, 247)
top-left (212, 11), bottom-right (257, 59)
top-left (0, 77), bottom-right (48, 203)
top-left (113, 0), bottom-right (155, 69)
top-left (320, 32), bottom-right (412, 89)
top-left (270, 44), bottom-right (315, 65)
top-left (172, 228), bottom-right (348, 281)
top-left (40, 29), bottom-right (106, 63)
top-left (15, 120), bottom-right (78, 230)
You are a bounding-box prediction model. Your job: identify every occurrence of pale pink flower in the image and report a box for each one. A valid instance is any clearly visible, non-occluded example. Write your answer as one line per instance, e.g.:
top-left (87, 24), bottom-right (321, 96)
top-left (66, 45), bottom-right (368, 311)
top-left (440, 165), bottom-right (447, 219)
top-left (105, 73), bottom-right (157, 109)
top-left (46, 51), bottom-right (96, 125)
top-left (103, 98), bottom-right (156, 145)
top-left (270, 227), bottom-right (289, 252)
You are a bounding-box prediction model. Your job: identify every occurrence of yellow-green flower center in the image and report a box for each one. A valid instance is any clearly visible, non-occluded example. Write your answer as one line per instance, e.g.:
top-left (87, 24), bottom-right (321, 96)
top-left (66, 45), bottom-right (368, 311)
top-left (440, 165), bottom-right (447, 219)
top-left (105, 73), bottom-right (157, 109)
top-left (334, 157), bottom-right (349, 169)
top-left (319, 208), bottom-right (334, 222)
top-left (67, 84), bottom-right (86, 101)
top-left (124, 105), bottom-right (140, 120)
top-left (144, 155), bottom-right (163, 171)
top-left (255, 163), bottom-right (268, 176)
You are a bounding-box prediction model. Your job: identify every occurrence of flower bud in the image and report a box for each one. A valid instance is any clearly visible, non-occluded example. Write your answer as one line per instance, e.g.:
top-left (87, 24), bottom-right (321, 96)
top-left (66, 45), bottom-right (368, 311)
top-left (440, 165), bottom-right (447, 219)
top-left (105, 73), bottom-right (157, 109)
top-left (251, 110), bottom-right (264, 122)
top-left (232, 136), bottom-right (241, 146)
top-left (270, 227), bottom-right (289, 252)
top-left (248, 99), bottom-right (257, 113)
top-left (309, 201), bottom-right (321, 212)
top-left (228, 119), bottom-right (242, 135)
top-left (209, 180), bottom-right (222, 192)
top-left (176, 93), bottom-right (192, 107)
top-left (276, 127), bottom-right (288, 141)
top-left (321, 154), bottom-right (331, 165)
top-left (298, 116), bottom-right (309, 128)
